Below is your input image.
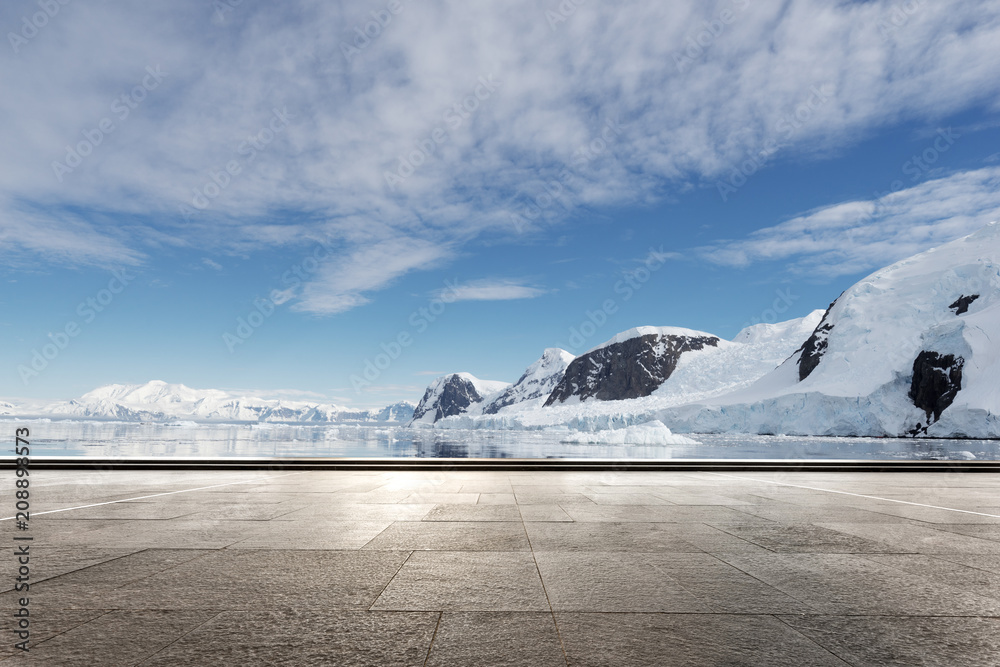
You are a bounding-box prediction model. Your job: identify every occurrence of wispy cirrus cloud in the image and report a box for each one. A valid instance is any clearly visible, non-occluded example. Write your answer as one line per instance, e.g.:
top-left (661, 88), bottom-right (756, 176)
top-left (437, 278), bottom-right (548, 302)
top-left (0, 199), bottom-right (144, 268)
top-left (698, 167), bottom-right (1000, 276)
top-left (293, 238), bottom-right (452, 314)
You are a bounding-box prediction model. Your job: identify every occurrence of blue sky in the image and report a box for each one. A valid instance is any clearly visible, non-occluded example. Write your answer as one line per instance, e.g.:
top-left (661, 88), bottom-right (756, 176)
top-left (2, 0), bottom-right (1000, 408)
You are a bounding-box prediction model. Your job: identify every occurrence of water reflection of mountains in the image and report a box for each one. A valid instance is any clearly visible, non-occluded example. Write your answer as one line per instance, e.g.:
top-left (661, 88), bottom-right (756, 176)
top-left (14, 421), bottom-right (1000, 461)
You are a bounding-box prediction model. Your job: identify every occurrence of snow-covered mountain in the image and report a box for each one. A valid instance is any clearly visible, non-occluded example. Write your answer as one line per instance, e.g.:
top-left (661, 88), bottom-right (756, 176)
top-left (11, 381), bottom-right (415, 424)
top-left (665, 221), bottom-right (1000, 437)
top-left (483, 348), bottom-right (574, 413)
top-left (410, 373), bottom-right (510, 424)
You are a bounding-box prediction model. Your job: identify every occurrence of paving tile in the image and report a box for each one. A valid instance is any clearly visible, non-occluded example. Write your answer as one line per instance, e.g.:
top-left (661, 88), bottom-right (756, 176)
top-left (905, 523), bottom-right (1000, 541)
top-left (401, 493), bottom-right (480, 505)
top-left (459, 483), bottom-right (514, 494)
top-left (557, 505), bottom-right (664, 523)
top-left (534, 552), bottom-right (714, 612)
top-left (841, 503), bottom-right (1000, 524)
top-left (651, 493), bottom-right (757, 505)
top-left (372, 552), bottom-right (549, 611)
top-left (646, 505), bottom-right (779, 524)
top-left (556, 613), bottom-right (850, 666)
top-left (653, 523), bottom-right (770, 554)
top-left (518, 505), bottom-right (573, 522)
top-left (525, 522), bottom-right (704, 553)
top-left (422, 505), bottom-right (522, 522)
top-left (476, 493), bottom-right (517, 505)
top-left (76, 518), bottom-right (268, 550)
top-left (815, 522), bottom-right (1000, 554)
top-left (362, 522), bottom-right (530, 551)
top-left (230, 520), bottom-right (392, 549)
top-left (39, 549), bottom-right (213, 587)
top-left (780, 615), bottom-right (1000, 667)
top-left (715, 523), bottom-right (902, 553)
top-left (716, 553), bottom-right (1000, 616)
top-left (184, 502), bottom-right (308, 521)
top-left (40, 501), bottom-right (202, 521)
top-left (925, 552), bottom-right (1000, 574)
top-left (0, 610), bottom-right (216, 666)
top-left (12, 550), bottom-right (410, 611)
top-left (860, 553), bottom-right (1000, 601)
top-left (426, 612), bottom-right (565, 667)
top-left (278, 503), bottom-right (434, 522)
top-left (582, 485), bottom-right (678, 494)
top-left (733, 505), bottom-right (915, 524)
top-left (0, 545), bottom-right (143, 589)
top-left (582, 493), bottom-right (672, 506)
top-left (0, 609), bottom-right (107, 660)
top-left (515, 493), bottom-right (595, 505)
top-left (644, 554), bottom-right (817, 614)
top-left (139, 611), bottom-right (439, 667)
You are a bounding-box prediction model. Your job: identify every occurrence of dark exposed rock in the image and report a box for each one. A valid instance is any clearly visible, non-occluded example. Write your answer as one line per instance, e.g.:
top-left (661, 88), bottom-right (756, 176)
top-left (909, 351), bottom-right (964, 425)
top-left (544, 333), bottom-right (719, 405)
top-left (411, 375), bottom-right (484, 422)
top-left (795, 297), bottom-right (839, 382)
top-left (484, 348), bottom-right (571, 414)
top-left (949, 294), bottom-right (979, 315)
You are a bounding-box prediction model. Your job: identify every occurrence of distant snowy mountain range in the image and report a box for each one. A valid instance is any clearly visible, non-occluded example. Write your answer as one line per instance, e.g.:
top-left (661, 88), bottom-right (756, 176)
top-left (2, 381), bottom-right (414, 424)
top-left (412, 223), bottom-right (1000, 438)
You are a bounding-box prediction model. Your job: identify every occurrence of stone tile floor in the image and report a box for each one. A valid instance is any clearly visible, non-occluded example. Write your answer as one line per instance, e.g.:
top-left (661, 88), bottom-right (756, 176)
top-left (2, 469), bottom-right (999, 665)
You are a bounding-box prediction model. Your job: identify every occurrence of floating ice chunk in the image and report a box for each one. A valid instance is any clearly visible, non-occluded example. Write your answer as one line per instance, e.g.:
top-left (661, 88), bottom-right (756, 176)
top-left (559, 420), bottom-right (700, 445)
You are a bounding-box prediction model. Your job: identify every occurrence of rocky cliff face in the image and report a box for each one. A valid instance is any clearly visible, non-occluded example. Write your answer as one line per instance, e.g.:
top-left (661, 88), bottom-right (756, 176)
top-left (795, 298), bottom-right (838, 381)
top-left (410, 373), bottom-right (510, 424)
top-left (545, 328), bottom-right (720, 405)
top-left (909, 351), bottom-right (965, 432)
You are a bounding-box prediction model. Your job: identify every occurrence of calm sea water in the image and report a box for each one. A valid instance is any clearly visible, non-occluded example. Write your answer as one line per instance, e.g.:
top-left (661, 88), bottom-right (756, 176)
top-left (5, 420), bottom-right (999, 460)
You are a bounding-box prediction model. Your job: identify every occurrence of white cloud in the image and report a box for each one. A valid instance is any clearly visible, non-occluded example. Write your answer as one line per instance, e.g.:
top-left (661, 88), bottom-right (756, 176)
top-left (0, 199), bottom-right (143, 268)
top-left (2, 0), bottom-right (1000, 304)
top-left (438, 278), bottom-right (547, 302)
top-left (699, 167), bottom-right (1000, 276)
top-left (201, 258), bottom-right (223, 271)
top-left (294, 238), bottom-right (451, 314)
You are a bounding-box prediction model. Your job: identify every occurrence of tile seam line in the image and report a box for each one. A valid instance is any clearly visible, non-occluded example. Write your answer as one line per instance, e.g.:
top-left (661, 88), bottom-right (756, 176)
top-left (770, 613), bottom-right (857, 666)
top-left (705, 473), bottom-right (1000, 519)
top-left (7, 609), bottom-right (116, 652)
top-left (421, 611), bottom-right (443, 667)
top-left (0, 471), bottom-right (308, 521)
top-left (367, 549), bottom-right (414, 611)
top-left (517, 497), bottom-right (571, 667)
top-left (133, 610), bottom-right (225, 666)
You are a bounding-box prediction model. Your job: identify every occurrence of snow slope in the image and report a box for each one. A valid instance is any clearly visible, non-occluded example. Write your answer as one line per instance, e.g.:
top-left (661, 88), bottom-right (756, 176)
top-left (483, 348), bottom-right (574, 413)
